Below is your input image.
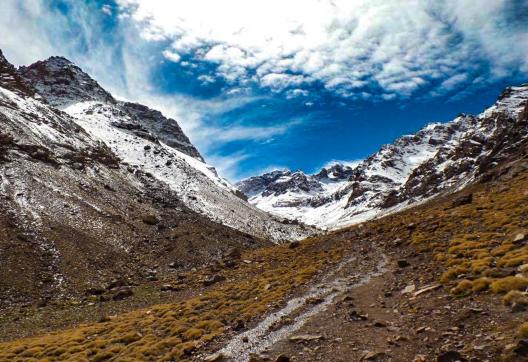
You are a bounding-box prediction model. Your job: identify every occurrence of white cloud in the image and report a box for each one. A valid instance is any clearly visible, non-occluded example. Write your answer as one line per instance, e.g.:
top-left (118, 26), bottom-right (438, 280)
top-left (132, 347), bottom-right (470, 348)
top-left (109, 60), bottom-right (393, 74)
top-left (197, 74), bottom-right (215, 84)
top-left (101, 4), bottom-right (113, 16)
top-left (286, 89), bottom-right (309, 99)
top-left (207, 152), bottom-right (250, 181)
top-left (116, 0), bottom-right (528, 99)
top-left (162, 49), bottom-right (181, 63)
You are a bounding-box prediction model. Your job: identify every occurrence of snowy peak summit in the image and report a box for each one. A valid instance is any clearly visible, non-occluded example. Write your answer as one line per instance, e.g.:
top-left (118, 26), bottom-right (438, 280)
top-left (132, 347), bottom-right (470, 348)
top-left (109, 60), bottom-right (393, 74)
top-left (19, 56), bottom-right (114, 108)
top-left (19, 56), bottom-right (203, 161)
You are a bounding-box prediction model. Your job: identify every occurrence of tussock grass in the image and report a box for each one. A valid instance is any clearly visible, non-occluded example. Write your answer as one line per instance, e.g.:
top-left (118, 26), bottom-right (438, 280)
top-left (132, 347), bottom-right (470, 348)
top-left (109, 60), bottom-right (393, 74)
top-left (0, 239), bottom-right (344, 361)
top-left (519, 322), bottom-right (528, 338)
top-left (490, 276), bottom-right (528, 294)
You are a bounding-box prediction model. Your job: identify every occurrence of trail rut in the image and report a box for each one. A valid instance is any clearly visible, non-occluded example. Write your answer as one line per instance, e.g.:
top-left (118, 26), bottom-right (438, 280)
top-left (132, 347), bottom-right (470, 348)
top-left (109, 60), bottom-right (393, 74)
top-left (216, 250), bottom-right (388, 361)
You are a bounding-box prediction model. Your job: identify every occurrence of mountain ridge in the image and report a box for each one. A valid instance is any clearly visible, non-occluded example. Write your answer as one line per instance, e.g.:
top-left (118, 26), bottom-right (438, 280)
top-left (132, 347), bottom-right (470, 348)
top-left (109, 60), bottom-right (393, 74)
top-left (237, 84), bottom-right (528, 228)
top-left (12, 52), bottom-right (314, 242)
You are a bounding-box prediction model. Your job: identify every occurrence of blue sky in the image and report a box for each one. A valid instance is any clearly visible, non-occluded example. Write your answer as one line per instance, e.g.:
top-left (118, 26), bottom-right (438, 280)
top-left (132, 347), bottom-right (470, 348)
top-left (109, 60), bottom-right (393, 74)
top-left (1, 0), bottom-right (527, 180)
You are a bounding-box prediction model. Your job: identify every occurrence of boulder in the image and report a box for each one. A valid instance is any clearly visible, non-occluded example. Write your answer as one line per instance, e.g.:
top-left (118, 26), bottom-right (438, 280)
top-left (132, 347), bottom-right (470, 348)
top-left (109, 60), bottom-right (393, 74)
top-left (141, 214), bottom-right (160, 225)
top-left (275, 355), bottom-right (290, 362)
top-left (112, 287), bottom-right (134, 301)
top-left (288, 240), bottom-right (300, 249)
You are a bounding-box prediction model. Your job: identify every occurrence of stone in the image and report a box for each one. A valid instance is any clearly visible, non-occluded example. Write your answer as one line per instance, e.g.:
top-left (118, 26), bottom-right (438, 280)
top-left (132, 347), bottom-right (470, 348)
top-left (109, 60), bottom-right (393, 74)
top-left (85, 287), bottom-right (105, 296)
top-left (232, 319), bottom-right (245, 331)
top-left (275, 354), bottom-right (290, 362)
top-left (360, 351), bottom-right (386, 361)
top-left (511, 302), bottom-right (527, 313)
top-left (518, 263), bottom-right (528, 273)
top-left (204, 352), bottom-right (225, 361)
top-left (514, 339), bottom-right (528, 356)
top-left (416, 326), bottom-right (426, 334)
top-left (401, 284), bottom-right (416, 294)
top-left (513, 233), bottom-right (528, 245)
top-left (141, 214), bottom-right (160, 225)
top-left (168, 261), bottom-right (182, 269)
top-left (112, 287), bottom-right (134, 301)
top-left (203, 274), bottom-right (226, 286)
top-left (393, 238), bottom-right (404, 247)
top-left (397, 259), bottom-right (410, 268)
top-left (373, 320), bottom-right (387, 327)
top-left (288, 240), bottom-right (300, 249)
top-left (225, 247), bottom-right (241, 260)
top-left (289, 334), bottom-right (323, 342)
top-left (437, 350), bottom-right (467, 362)
top-left (349, 310), bottom-right (369, 321)
top-left (160, 284), bottom-right (180, 292)
top-left (413, 284), bottom-right (441, 297)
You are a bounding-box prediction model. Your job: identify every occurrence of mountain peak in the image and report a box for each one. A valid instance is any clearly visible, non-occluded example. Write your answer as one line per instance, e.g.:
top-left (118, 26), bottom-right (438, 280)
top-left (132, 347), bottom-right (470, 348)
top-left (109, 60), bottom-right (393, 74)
top-left (19, 56), bottom-right (114, 108)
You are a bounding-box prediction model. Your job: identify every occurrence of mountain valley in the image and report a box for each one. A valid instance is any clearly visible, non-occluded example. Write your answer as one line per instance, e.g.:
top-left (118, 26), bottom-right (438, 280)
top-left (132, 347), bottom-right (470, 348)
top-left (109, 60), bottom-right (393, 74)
top-left (1, 48), bottom-right (528, 362)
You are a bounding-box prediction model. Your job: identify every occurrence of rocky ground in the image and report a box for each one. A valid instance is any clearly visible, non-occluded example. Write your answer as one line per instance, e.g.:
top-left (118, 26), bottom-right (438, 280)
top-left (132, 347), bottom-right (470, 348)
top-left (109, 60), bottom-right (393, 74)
top-left (2, 160), bottom-right (528, 361)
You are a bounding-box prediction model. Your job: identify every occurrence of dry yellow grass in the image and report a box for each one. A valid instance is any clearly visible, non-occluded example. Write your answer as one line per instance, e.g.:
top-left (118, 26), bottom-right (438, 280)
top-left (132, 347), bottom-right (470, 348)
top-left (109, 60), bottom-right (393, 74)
top-left (519, 322), bottom-right (528, 338)
top-left (490, 277), bottom-right (528, 294)
top-left (4, 162), bottom-right (528, 359)
top-left (0, 240), bottom-right (344, 361)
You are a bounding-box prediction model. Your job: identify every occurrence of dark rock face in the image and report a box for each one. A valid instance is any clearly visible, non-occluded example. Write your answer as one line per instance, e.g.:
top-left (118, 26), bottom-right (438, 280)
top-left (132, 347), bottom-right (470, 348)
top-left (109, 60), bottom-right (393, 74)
top-left (121, 101), bottom-right (203, 161)
top-left (313, 163), bottom-right (354, 181)
top-left (19, 56), bottom-right (114, 107)
top-left (0, 50), bottom-right (35, 97)
top-left (262, 172), bottom-right (323, 197)
top-left (236, 170), bottom-right (292, 197)
top-left (236, 164), bottom-right (354, 200)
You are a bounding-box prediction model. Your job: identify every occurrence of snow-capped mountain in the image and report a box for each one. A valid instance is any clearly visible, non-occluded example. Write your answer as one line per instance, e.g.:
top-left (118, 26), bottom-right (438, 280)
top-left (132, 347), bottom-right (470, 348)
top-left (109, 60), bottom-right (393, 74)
top-left (3, 51), bottom-right (313, 244)
top-left (237, 84), bottom-right (528, 229)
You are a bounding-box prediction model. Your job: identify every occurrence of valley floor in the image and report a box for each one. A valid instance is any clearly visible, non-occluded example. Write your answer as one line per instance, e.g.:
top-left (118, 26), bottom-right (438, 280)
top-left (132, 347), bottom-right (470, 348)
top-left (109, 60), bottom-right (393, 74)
top-left (2, 161), bottom-right (528, 361)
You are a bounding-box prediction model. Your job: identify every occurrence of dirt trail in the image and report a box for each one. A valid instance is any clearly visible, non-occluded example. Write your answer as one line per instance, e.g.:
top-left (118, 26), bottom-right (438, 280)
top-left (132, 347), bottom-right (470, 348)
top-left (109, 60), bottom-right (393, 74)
top-left (216, 250), bottom-right (388, 361)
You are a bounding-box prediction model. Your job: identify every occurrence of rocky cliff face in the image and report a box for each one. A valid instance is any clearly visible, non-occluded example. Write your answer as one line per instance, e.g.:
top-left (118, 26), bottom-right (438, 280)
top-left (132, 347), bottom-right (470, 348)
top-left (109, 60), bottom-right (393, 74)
top-left (238, 84), bottom-right (528, 229)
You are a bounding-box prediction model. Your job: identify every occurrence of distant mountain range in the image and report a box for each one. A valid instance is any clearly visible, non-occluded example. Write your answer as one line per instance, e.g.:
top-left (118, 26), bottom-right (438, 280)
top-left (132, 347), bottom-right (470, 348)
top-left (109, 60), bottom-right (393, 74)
top-left (237, 84), bottom-right (528, 229)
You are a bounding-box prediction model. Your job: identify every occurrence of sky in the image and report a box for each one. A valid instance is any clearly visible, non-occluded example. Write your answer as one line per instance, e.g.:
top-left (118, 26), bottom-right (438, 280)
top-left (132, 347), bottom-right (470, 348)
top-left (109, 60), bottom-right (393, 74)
top-left (0, 0), bottom-right (527, 181)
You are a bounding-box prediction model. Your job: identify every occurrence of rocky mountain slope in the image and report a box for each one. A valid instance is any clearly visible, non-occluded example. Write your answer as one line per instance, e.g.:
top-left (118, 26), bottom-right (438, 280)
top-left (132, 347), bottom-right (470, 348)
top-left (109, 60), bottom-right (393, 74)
top-left (15, 53), bottom-right (313, 242)
top-left (3, 153), bottom-right (528, 361)
top-left (0, 49), bottom-right (312, 307)
top-left (238, 85), bottom-right (528, 229)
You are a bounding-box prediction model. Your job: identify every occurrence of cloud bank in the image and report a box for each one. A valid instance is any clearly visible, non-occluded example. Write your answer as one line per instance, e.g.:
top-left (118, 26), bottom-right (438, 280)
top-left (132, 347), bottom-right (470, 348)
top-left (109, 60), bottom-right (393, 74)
top-left (117, 0), bottom-right (528, 100)
top-left (1, 0), bottom-right (527, 181)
